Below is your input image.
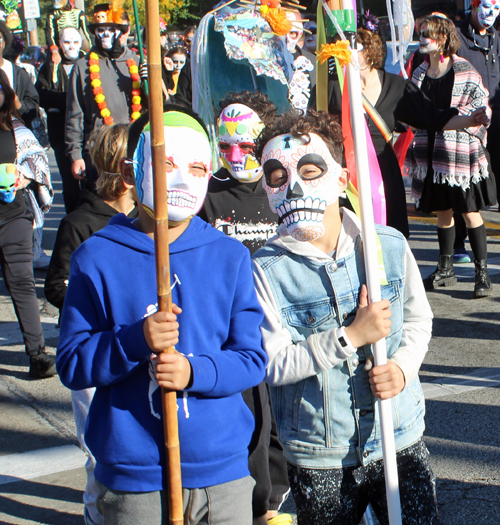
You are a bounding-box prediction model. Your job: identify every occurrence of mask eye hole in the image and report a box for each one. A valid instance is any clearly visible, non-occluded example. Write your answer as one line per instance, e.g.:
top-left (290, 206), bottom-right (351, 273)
top-left (238, 143), bottom-right (254, 153)
top-left (297, 154), bottom-right (327, 180)
top-left (219, 142), bottom-right (231, 152)
top-left (263, 159), bottom-right (288, 188)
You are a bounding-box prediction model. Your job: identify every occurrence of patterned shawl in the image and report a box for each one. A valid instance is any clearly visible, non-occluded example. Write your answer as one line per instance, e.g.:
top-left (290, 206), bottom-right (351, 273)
top-left (405, 56), bottom-right (490, 206)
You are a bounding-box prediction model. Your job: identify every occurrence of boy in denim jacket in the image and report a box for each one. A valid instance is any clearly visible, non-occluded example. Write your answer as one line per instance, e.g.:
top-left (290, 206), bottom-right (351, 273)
top-left (252, 110), bottom-right (438, 525)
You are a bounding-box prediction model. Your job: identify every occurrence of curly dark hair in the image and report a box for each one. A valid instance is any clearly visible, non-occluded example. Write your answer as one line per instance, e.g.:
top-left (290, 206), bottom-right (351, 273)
top-left (218, 91), bottom-right (278, 127)
top-left (255, 109), bottom-right (343, 164)
top-left (419, 15), bottom-right (460, 58)
top-left (357, 28), bottom-right (385, 69)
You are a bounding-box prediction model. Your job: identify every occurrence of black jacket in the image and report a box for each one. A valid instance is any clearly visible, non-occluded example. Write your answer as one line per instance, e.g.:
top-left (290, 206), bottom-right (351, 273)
top-left (44, 189), bottom-right (138, 311)
top-left (12, 63), bottom-right (39, 128)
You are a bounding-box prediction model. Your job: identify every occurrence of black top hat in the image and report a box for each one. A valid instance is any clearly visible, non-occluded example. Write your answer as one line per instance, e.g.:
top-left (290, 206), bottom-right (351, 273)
top-left (88, 3), bottom-right (128, 34)
top-left (93, 3), bottom-right (109, 13)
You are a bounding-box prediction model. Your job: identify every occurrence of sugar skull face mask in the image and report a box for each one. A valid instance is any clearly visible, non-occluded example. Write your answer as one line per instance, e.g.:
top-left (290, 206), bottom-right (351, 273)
top-left (133, 112), bottom-right (212, 222)
top-left (217, 103), bottom-right (264, 183)
top-left (477, 0), bottom-right (500, 28)
top-left (59, 27), bottom-right (82, 60)
top-left (0, 163), bottom-right (18, 204)
top-left (261, 133), bottom-right (342, 242)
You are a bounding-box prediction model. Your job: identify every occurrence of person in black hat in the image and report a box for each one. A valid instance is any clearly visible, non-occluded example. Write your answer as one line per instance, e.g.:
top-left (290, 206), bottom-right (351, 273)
top-left (65, 3), bottom-right (140, 192)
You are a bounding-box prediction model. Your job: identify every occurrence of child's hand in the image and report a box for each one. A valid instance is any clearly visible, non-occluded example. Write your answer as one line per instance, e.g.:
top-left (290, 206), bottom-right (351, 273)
top-left (344, 284), bottom-right (391, 348)
top-left (368, 360), bottom-right (405, 399)
top-left (143, 304), bottom-right (182, 353)
top-left (153, 351), bottom-right (192, 390)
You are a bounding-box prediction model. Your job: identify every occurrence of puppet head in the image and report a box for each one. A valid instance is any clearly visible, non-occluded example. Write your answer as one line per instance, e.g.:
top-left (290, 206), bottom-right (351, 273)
top-left (217, 103), bottom-right (264, 182)
top-left (0, 163), bottom-right (18, 203)
top-left (286, 11), bottom-right (303, 52)
top-left (128, 108), bottom-right (212, 222)
top-left (261, 132), bottom-right (342, 242)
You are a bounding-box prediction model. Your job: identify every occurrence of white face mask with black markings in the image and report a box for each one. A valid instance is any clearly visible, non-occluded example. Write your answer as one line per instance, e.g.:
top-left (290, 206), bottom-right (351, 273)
top-left (261, 133), bottom-right (342, 242)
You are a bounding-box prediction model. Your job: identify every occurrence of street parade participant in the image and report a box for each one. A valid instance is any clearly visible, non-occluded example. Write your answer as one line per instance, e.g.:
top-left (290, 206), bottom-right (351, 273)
top-left (406, 14), bottom-right (495, 298)
top-left (57, 107), bottom-right (267, 524)
top-left (199, 91), bottom-right (291, 525)
top-left (65, 1), bottom-right (141, 191)
top-left (47, 123), bottom-right (137, 525)
top-left (36, 27), bottom-right (85, 213)
top-left (0, 70), bottom-right (55, 379)
top-left (252, 109), bottom-right (438, 524)
top-left (45, 0), bottom-right (91, 65)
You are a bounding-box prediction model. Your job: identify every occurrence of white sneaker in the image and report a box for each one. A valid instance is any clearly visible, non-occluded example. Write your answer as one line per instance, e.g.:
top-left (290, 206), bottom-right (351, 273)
top-left (33, 252), bottom-right (51, 269)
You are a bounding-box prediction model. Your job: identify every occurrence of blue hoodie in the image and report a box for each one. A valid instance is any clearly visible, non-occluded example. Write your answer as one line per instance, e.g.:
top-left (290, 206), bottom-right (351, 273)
top-left (57, 214), bottom-right (267, 492)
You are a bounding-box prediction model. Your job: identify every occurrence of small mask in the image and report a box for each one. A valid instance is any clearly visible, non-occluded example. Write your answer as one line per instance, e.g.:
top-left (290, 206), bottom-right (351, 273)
top-left (0, 163), bottom-right (18, 204)
top-left (477, 0), bottom-right (500, 28)
top-left (217, 103), bottom-right (264, 182)
top-left (286, 12), bottom-right (303, 52)
top-left (261, 133), bottom-right (342, 242)
top-left (133, 112), bottom-right (212, 222)
top-left (95, 26), bottom-right (121, 49)
top-left (59, 27), bottom-right (82, 60)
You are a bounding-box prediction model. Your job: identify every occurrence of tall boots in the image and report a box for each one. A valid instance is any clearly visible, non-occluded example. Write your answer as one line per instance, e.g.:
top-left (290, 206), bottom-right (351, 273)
top-left (469, 225), bottom-right (492, 299)
top-left (423, 254), bottom-right (457, 290)
top-left (473, 260), bottom-right (492, 298)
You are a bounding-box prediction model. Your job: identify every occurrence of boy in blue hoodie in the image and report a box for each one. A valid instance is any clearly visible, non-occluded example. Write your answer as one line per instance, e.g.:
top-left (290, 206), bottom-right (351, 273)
top-left (57, 107), bottom-right (267, 524)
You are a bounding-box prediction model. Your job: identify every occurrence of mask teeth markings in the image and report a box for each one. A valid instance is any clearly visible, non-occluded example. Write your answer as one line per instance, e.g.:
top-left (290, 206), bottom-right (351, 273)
top-left (319, 200), bottom-right (326, 211)
top-left (299, 210), bottom-right (305, 221)
top-left (305, 210), bottom-right (311, 220)
top-left (168, 190), bottom-right (196, 208)
top-left (291, 200), bottom-right (297, 210)
top-left (284, 201), bottom-right (291, 213)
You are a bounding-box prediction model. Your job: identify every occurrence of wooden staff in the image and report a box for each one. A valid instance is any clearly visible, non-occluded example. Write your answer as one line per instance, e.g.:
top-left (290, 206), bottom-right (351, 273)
top-left (144, 0), bottom-right (183, 522)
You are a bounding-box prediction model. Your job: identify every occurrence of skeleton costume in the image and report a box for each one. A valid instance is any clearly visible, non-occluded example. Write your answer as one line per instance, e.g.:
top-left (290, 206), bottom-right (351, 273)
top-left (45, 0), bottom-right (91, 51)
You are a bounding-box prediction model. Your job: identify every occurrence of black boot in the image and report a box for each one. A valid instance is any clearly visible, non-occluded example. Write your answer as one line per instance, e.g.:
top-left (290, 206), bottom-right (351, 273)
top-left (473, 260), bottom-right (492, 298)
top-left (423, 255), bottom-right (457, 291)
top-left (29, 347), bottom-right (57, 379)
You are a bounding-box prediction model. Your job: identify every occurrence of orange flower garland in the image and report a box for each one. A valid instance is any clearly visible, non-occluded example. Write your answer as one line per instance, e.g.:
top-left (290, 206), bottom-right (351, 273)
top-left (316, 40), bottom-right (352, 67)
top-left (89, 52), bottom-right (142, 125)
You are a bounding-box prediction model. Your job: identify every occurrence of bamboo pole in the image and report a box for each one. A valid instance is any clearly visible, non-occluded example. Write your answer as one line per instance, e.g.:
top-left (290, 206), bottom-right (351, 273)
top-left (144, 0), bottom-right (183, 522)
top-left (340, 0), bottom-right (402, 523)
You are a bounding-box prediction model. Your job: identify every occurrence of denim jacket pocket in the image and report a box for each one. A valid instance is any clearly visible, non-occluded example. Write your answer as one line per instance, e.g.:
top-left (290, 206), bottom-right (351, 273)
top-left (284, 300), bottom-right (336, 335)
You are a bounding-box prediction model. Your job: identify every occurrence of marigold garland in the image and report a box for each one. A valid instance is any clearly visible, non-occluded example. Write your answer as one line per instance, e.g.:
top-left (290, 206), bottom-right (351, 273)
top-left (259, 0), bottom-right (292, 36)
top-left (89, 52), bottom-right (142, 125)
top-left (316, 40), bottom-right (352, 67)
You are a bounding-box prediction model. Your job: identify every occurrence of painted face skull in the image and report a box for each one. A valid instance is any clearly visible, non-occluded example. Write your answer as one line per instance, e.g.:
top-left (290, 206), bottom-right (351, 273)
top-left (59, 27), bottom-right (82, 60)
top-left (286, 11), bottom-right (304, 52)
top-left (171, 53), bottom-right (186, 71)
top-left (418, 24), bottom-right (439, 54)
top-left (261, 133), bottom-right (342, 242)
top-left (217, 103), bottom-right (264, 182)
top-left (0, 163), bottom-right (18, 204)
top-left (95, 26), bottom-right (121, 49)
top-left (477, 0), bottom-right (500, 28)
top-left (133, 112), bottom-right (212, 222)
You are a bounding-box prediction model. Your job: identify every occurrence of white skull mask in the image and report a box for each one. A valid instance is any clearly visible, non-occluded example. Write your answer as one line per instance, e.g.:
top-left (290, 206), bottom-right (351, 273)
top-left (262, 133), bottom-right (342, 242)
top-left (286, 11), bottom-right (304, 52)
top-left (59, 27), bottom-right (82, 60)
top-left (95, 26), bottom-right (121, 49)
top-left (477, 0), bottom-right (500, 28)
top-left (133, 112), bottom-right (212, 222)
top-left (217, 103), bottom-right (264, 182)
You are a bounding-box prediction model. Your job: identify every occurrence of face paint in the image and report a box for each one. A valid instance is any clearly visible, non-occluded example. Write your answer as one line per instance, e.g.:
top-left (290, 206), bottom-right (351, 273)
top-left (95, 26), bottom-right (120, 49)
top-left (477, 0), bottom-right (500, 28)
top-left (59, 27), bottom-right (82, 60)
top-left (261, 133), bottom-right (342, 242)
top-left (171, 53), bottom-right (186, 71)
top-left (286, 12), bottom-right (303, 52)
top-left (133, 112), bottom-right (212, 222)
top-left (419, 25), bottom-right (439, 53)
top-left (303, 22), bottom-right (317, 53)
top-left (0, 163), bottom-right (18, 204)
top-left (217, 103), bottom-right (264, 182)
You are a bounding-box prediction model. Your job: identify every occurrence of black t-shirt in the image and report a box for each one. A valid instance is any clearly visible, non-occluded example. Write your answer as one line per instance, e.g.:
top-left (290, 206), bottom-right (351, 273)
top-left (199, 168), bottom-right (278, 254)
top-left (0, 128), bottom-right (28, 223)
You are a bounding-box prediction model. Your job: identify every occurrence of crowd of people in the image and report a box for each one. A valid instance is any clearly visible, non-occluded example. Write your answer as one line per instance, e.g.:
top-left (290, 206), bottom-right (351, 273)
top-left (0, 0), bottom-right (499, 524)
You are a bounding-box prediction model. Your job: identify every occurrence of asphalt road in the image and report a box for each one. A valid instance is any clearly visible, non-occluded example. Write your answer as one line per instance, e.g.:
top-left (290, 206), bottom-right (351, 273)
top-left (0, 152), bottom-right (499, 525)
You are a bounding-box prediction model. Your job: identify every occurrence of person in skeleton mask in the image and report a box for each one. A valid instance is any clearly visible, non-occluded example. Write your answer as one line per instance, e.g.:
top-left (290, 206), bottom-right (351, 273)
top-left (199, 92), bottom-right (292, 525)
top-left (252, 109), bottom-right (438, 524)
top-left (57, 106), bottom-right (267, 524)
top-left (45, 0), bottom-right (90, 66)
top-left (456, 0), bottom-right (500, 210)
top-left (65, 2), bottom-right (140, 192)
top-left (36, 27), bottom-right (84, 213)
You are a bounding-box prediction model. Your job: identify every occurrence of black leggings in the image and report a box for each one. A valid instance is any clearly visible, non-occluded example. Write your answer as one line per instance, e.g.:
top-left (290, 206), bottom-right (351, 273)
top-left (0, 214), bottom-right (44, 354)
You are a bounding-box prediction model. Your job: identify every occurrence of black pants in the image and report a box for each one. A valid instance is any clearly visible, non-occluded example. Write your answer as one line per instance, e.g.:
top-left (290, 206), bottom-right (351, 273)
top-left (487, 109), bottom-right (500, 208)
top-left (0, 214), bottom-right (44, 354)
top-left (243, 382), bottom-right (290, 517)
top-left (52, 141), bottom-right (82, 214)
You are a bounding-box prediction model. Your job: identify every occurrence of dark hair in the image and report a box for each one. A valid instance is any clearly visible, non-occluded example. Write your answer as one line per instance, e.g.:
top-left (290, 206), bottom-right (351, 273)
top-left (218, 91), bottom-right (278, 127)
top-left (357, 28), bottom-right (385, 69)
top-left (0, 20), bottom-right (13, 52)
top-left (419, 15), bottom-right (460, 57)
top-left (167, 45), bottom-right (188, 58)
top-left (255, 109), bottom-right (343, 164)
top-left (0, 69), bottom-right (22, 131)
top-left (183, 26), bottom-right (196, 36)
top-left (127, 104), bottom-right (210, 159)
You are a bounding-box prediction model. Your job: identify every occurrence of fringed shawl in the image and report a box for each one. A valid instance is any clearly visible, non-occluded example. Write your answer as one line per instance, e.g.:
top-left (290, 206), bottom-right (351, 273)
top-left (12, 119), bottom-right (53, 213)
top-left (405, 56), bottom-right (490, 206)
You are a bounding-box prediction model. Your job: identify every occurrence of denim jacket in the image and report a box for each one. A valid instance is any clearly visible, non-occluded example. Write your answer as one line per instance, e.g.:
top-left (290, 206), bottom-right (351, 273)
top-left (252, 210), bottom-right (433, 468)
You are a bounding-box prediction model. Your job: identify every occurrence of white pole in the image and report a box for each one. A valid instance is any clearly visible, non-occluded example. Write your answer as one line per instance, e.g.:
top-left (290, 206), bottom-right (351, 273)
top-left (341, 0), bottom-right (402, 523)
